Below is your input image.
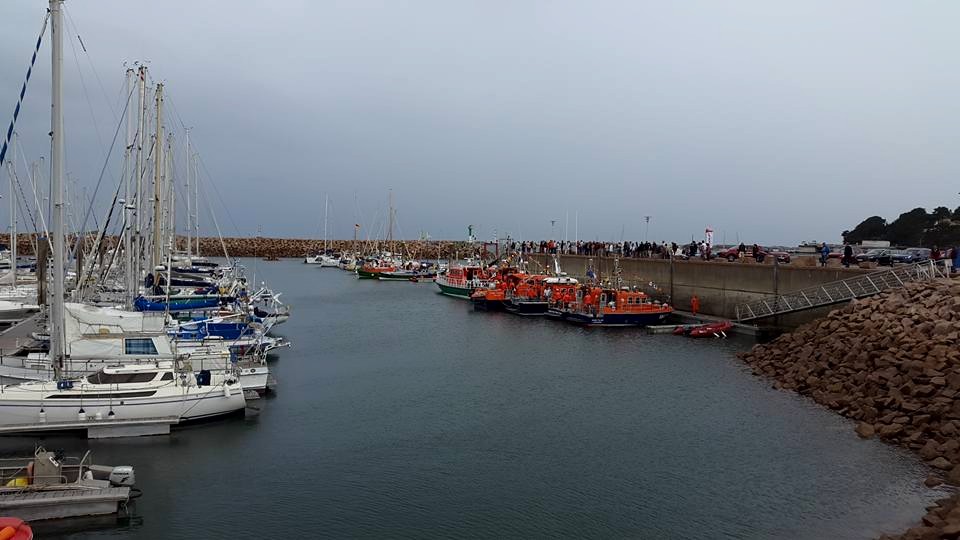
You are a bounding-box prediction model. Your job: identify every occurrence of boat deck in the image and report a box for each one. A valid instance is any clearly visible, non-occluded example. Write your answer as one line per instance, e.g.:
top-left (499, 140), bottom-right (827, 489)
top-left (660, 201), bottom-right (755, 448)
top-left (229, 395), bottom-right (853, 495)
top-left (0, 314), bottom-right (43, 354)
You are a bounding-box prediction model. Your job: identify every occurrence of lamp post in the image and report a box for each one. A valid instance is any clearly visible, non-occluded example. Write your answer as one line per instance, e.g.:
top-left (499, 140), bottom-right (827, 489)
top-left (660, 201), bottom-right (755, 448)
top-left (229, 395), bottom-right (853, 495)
top-left (643, 216), bottom-right (651, 242)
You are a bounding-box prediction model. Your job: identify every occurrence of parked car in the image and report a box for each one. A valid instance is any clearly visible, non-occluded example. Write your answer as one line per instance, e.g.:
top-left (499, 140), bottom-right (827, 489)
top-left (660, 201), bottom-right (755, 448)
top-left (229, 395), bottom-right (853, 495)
top-left (904, 248), bottom-right (931, 262)
top-left (716, 246), bottom-right (790, 263)
top-left (856, 248), bottom-right (892, 266)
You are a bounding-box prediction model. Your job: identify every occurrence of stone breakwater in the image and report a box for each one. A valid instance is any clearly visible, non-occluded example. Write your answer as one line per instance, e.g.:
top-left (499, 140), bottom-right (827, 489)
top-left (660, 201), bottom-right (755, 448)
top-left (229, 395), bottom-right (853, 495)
top-left (195, 238), bottom-right (477, 259)
top-left (0, 234), bottom-right (479, 260)
top-left (738, 279), bottom-right (960, 539)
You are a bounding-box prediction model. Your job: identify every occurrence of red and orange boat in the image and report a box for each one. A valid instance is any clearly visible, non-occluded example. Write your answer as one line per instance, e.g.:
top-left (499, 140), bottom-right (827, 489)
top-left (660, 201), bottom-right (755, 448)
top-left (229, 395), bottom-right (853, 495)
top-left (356, 262), bottom-right (396, 279)
top-left (673, 320), bottom-right (733, 338)
top-left (500, 275), bottom-right (579, 316)
top-left (468, 268), bottom-right (526, 310)
top-left (547, 285), bottom-right (672, 326)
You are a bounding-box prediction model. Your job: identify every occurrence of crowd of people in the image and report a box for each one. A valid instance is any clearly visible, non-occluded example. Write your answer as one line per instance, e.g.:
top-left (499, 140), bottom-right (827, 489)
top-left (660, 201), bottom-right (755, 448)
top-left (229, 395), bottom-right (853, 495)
top-left (510, 240), bottom-right (722, 259)
top-left (514, 240), bottom-right (677, 258)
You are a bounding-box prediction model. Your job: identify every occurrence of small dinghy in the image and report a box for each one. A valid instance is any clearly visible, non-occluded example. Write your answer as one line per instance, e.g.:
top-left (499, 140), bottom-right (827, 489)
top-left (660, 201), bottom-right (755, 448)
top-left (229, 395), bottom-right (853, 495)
top-left (673, 320), bottom-right (733, 338)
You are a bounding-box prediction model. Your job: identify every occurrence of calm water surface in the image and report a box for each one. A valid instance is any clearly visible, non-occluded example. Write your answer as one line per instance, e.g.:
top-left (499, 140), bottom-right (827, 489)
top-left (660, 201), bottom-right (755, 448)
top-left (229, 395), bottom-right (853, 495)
top-left (2, 259), bottom-right (942, 539)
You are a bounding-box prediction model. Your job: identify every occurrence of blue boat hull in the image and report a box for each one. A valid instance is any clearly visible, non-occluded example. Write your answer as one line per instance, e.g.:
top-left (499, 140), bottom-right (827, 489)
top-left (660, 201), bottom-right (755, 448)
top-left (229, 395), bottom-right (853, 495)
top-left (134, 296), bottom-right (221, 312)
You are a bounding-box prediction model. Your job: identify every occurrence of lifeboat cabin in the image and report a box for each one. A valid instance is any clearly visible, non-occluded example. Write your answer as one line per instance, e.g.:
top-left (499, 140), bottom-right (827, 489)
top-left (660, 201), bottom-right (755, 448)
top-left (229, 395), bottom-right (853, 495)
top-left (503, 275), bottom-right (579, 316)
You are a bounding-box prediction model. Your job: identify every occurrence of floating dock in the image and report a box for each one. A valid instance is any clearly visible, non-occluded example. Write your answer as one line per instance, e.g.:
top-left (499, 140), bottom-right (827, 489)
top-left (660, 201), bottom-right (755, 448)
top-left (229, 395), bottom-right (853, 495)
top-left (0, 416), bottom-right (180, 439)
top-left (0, 486), bottom-right (131, 521)
top-left (647, 310), bottom-right (765, 337)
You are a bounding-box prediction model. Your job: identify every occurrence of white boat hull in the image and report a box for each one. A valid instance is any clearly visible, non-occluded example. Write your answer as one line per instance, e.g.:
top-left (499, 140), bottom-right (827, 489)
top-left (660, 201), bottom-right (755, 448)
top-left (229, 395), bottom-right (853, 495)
top-left (0, 384), bottom-right (245, 426)
top-left (0, 356), bottom-right (269, 394)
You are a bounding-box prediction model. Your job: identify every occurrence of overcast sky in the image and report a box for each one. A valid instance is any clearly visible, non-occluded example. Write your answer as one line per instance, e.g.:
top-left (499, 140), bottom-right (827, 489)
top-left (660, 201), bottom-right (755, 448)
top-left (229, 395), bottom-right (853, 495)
top-left (2, 1), bottom-right (958, 245)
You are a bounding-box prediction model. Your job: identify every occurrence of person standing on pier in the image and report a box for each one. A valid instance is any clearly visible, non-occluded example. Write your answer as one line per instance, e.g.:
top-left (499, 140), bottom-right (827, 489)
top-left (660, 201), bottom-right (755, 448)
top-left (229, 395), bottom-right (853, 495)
top-left (843, 243), bottom-right (853, 268)
top-left (820, 243), bottom-right (830, 267)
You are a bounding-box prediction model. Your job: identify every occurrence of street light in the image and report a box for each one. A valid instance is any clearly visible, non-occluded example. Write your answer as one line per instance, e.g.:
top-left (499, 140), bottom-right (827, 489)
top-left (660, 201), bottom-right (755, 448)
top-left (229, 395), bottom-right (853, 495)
top-left (643, 216), bottom-right (651, 242)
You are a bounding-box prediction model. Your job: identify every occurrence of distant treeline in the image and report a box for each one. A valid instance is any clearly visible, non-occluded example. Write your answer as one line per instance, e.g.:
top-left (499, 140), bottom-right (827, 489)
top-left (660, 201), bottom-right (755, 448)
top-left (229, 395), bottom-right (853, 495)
top-left (843, 206), bottom-right (960, 248)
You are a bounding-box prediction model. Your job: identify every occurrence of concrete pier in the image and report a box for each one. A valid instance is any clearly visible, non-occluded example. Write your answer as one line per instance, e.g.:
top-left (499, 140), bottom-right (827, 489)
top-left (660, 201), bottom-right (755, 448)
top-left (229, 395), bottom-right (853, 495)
top-left (529, 254), bottom-right (868, 327)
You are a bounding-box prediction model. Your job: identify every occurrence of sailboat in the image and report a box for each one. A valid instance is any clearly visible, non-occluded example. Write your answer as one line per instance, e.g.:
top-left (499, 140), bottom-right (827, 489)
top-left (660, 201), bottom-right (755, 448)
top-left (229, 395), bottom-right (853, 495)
top-left (305, 194), bottom-right (338, 266)
top-left (0, 1), bottom-right (246, 432)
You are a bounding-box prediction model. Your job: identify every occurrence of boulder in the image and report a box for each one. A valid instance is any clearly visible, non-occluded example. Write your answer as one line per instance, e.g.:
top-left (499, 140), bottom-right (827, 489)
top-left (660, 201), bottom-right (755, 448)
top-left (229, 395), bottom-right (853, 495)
top-left (929, 456), bottom-right (953, 470)
top-left (855, 422), bottom-right (876, 438)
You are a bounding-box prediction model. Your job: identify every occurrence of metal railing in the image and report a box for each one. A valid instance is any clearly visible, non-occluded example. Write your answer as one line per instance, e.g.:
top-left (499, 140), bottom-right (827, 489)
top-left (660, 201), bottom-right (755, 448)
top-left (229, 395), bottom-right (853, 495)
top-left (735, 260), bottom-right (947, 322)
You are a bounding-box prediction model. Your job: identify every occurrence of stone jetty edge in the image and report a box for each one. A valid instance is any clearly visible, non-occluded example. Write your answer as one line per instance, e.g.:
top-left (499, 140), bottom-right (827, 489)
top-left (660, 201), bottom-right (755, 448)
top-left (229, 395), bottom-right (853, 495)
top-left (738, 279), bottom-right (960, 539)
top-left (0, 234), bottom-right (483, 259)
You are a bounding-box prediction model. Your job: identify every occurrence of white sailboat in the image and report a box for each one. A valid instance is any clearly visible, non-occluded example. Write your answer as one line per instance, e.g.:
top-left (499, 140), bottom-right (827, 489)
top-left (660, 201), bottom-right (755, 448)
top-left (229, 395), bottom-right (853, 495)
top-left (0, 302), bottom-right (269, 393)
top-left (305, 194), bottom-right (338, 266)
top-left (0, 1), bottom-right (246, 432)
top-left (0, 361), bottom-right (244, 425)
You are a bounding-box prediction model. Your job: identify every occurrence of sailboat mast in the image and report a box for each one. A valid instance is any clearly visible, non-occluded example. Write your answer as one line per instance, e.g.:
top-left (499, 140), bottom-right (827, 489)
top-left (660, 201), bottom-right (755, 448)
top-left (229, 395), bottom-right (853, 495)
top-left (133, 66), bottom-right (146, 299)
top-left (48, 0), bottom-right (65, 374)
top-left (122, 68), bottom-right (134, 298)
top-left (151, 83), bottom-right (164, 272)
top-left (387, 190), bottom-right (394, 252)
top-left (166, 133), bottom-right (174, 253)
top-left (8, 137), bottom-right (16, 288)
top-left (194, 152), bottom-right (200, 257)
top-left (323, 194), bottom-right (329, 252)
top-left (185, 129), bottom-right (192, 258)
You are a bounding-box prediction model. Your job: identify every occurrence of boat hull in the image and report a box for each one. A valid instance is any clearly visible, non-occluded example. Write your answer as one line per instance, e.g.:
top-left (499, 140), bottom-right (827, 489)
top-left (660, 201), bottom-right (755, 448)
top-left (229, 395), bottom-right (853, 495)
top-left (356, 268), bottom-right (382, 279)
top-left (547, 309), bottom-right (671, 327)
top-left (436, 281), bottom-right (474, 299)
top-left (503, 299), bottom-right (549, 316)
top-left (0, 386), bottom-right (245, 429)
top-left (471, 297), bottom-right (506, 311)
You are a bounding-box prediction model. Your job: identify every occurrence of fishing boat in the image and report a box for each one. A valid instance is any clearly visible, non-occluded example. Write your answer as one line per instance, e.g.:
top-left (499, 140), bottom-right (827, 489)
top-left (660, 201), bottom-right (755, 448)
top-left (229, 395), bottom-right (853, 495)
top-left (548, 286), bottom-right (673, 326)
top-left (435, 262), bottom-right (498, 299)
top-left (0, 447), bottom-right (135, 522)
top-left (356, 261), bottom-right (395, 279)
top-left (379, 262), bottom-right (438, 282)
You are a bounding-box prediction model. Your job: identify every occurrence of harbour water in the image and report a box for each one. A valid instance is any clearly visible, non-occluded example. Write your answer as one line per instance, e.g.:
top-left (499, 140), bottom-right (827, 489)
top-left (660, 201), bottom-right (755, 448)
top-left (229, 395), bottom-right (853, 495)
top-left (3, 259), bottom-right (942, 539)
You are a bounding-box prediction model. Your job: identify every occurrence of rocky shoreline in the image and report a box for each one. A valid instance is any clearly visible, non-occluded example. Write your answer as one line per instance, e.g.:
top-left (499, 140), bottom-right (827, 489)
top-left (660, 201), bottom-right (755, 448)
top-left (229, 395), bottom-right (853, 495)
top-left (738, 279), bottom-right (960, 539)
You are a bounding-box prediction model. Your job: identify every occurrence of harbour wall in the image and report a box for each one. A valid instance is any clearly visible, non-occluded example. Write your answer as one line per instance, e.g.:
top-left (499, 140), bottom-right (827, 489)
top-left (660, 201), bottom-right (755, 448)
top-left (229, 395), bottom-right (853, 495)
top-left (529, 254), bottom-right (869, 326)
